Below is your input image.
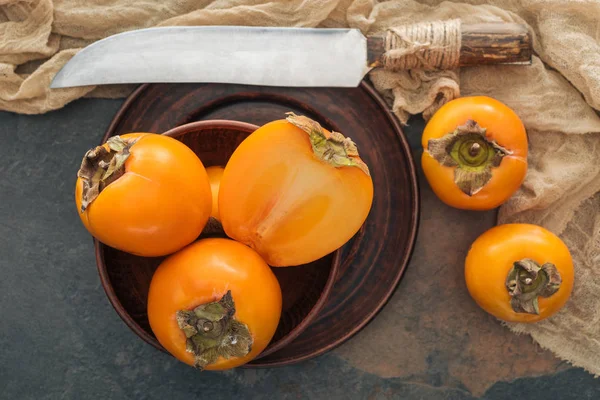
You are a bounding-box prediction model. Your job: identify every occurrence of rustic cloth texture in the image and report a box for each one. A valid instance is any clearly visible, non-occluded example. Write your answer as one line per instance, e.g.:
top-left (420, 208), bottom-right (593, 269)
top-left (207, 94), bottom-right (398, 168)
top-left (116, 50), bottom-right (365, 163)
top-left (2, 0), bottom-right (600, 375)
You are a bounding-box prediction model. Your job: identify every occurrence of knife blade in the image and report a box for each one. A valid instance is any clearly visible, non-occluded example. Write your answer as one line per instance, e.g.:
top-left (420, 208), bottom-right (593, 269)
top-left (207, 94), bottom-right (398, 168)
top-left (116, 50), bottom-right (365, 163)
top-left (51, 26), bottom-right (369, 89)
top-left (50, 23), bottom-right (531, 89)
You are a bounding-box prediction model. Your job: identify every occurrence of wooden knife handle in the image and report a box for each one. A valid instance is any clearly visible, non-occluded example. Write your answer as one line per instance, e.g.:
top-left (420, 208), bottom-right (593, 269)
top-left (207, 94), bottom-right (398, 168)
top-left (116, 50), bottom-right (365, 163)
top-left (367, 22), bottom-right (532, 70)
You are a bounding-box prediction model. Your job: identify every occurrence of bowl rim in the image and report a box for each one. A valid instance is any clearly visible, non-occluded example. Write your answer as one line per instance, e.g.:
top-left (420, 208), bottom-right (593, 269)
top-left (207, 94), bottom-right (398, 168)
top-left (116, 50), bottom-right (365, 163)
top-left (95, 119), bottom-right (343, 361)
top-left (162, 119), bottom-right (258, 140)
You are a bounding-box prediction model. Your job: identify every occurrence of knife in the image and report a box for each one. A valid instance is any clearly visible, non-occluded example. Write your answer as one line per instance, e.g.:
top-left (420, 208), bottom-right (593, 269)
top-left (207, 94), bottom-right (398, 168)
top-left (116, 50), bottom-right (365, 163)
top-left (50, 22), bottom-right (531, 89)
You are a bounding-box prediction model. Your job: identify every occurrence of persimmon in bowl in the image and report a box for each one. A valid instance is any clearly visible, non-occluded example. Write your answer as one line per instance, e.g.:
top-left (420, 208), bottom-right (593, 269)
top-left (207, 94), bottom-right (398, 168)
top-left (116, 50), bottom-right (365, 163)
top-left (95, 120), bottom-right (342, 365)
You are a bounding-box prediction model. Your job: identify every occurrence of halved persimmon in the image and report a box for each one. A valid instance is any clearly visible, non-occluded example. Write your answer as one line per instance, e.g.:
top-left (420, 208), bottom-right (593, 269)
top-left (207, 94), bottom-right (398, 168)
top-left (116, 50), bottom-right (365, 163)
top-left (219, 113), bottom-right (374, 267)
top-left (75, 133), bottom-right (212, 256)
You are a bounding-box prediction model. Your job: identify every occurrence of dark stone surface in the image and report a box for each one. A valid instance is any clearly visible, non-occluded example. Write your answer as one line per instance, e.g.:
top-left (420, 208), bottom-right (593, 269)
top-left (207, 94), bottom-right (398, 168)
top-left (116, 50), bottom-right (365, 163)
top-left (1, 98), bottom-right (599, 399)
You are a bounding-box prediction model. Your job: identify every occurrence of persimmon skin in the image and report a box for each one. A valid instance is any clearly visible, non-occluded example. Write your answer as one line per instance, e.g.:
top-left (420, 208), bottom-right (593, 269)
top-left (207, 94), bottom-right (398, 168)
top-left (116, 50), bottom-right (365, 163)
top-left (422, 96), bottom-right (528, 210)
top-left (75, 133), bottom-right (212, 257)
top-left (147, 238), bottom-right (282, 370)
top-left (206, 166), bottom-right (224, 220)
top-left (219, 119), bottom-right (374, 267)
top-left (465, 224), bottom-right (574, 323)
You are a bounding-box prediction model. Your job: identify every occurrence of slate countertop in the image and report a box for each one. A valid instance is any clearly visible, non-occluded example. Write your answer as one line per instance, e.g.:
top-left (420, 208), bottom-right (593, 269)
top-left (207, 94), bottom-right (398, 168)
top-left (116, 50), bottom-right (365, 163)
top-left (1, 98), bottom-right (599, 400)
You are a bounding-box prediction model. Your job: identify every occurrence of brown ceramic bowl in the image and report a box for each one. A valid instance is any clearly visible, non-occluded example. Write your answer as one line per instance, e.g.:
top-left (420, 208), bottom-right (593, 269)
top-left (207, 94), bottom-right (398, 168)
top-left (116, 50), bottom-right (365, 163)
top-left (95, 120), bottom-right (341, 363)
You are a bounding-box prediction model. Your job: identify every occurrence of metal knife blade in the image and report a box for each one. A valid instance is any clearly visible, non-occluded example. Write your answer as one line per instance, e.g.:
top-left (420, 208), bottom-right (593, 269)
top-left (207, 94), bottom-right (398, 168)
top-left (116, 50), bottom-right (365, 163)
top-left (50, 26), bottom-right (369, 89)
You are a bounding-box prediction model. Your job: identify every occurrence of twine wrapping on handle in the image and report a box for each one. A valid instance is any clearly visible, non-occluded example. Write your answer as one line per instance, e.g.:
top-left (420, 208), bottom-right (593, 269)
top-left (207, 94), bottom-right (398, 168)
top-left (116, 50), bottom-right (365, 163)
top-left (383, 19), bottom-right (462, 70)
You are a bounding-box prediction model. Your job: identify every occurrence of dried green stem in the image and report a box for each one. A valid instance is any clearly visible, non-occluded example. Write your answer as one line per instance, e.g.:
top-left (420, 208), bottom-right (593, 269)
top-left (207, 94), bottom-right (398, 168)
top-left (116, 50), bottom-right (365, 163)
top-left (176, 290), bottom-right (253, 370)
top-left (77, 136), bottom-right (139, 212)
top-left (426, 120), bottom-right (511, 196)
top-left (285, 112), bottom-right (370, 176)
top-left (505, 258), bottom-right (562, 314)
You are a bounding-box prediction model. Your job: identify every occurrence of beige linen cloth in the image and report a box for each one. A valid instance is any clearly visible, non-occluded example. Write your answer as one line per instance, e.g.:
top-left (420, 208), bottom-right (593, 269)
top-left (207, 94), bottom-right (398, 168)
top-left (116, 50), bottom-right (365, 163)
top-left (3, 0), bottom-right (600, 376)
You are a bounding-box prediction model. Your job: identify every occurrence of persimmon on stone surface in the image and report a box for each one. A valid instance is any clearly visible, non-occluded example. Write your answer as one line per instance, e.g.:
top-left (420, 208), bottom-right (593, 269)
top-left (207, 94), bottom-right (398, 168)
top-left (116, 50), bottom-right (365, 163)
top-left (75, 133), bottom-right (212, 257)
top-left (422, 96), bottom-right (528, 210)
top-left (219, 113), bottom-right (374, 267)
top-left (465, 224), bottom-right (574, 323)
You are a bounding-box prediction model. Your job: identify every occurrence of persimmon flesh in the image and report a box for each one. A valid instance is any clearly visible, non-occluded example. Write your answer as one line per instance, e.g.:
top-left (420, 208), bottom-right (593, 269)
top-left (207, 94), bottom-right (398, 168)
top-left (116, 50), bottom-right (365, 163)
top-left (219, 114), bottom-right (374, 267)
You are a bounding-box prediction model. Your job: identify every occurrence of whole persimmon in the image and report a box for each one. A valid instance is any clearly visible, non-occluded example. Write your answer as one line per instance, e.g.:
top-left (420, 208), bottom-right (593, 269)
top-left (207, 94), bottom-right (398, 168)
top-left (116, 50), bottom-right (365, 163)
top-left (147, 238), bottom-right (282, 370)
top-left (465, 224), bottom-right (574, 323)
top-left (422, 96), bottom-right (528, 210)
top-left (218, 113), bottom-right (374, 267)
top-left (75, 133), bottom-right (212, 256)
top-left (205, 166), bottom-right (224, 220)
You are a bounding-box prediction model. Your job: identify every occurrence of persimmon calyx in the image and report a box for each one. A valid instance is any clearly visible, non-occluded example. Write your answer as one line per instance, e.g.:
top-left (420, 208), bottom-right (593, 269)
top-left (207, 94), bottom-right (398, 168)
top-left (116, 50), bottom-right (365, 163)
top-left (285, 112), bottom-right (370, 176)
top-left (426, 120), bottom-right (511, 196)
top-left (176, 290), bottom-right (253, 370)
top-left (77, 136), bottom-right (138, 212)
top-left (505, 258), bottom-right (562, 315)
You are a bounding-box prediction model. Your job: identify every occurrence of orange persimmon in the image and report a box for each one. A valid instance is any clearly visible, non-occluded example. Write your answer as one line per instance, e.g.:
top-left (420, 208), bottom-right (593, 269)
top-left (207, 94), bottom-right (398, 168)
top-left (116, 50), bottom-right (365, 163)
top-left (422, 96), bottom-right (528, 210)
top-left (218, 113), bottom-right (374, 267)
top-left (206, 166), bottom-right (224, 220)
top-left (465, 224), bottom-right (574, 323)
top-left (75, 133), bottom-right (212, 257)
top-left (147, 238), bottom-right (282, 370)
